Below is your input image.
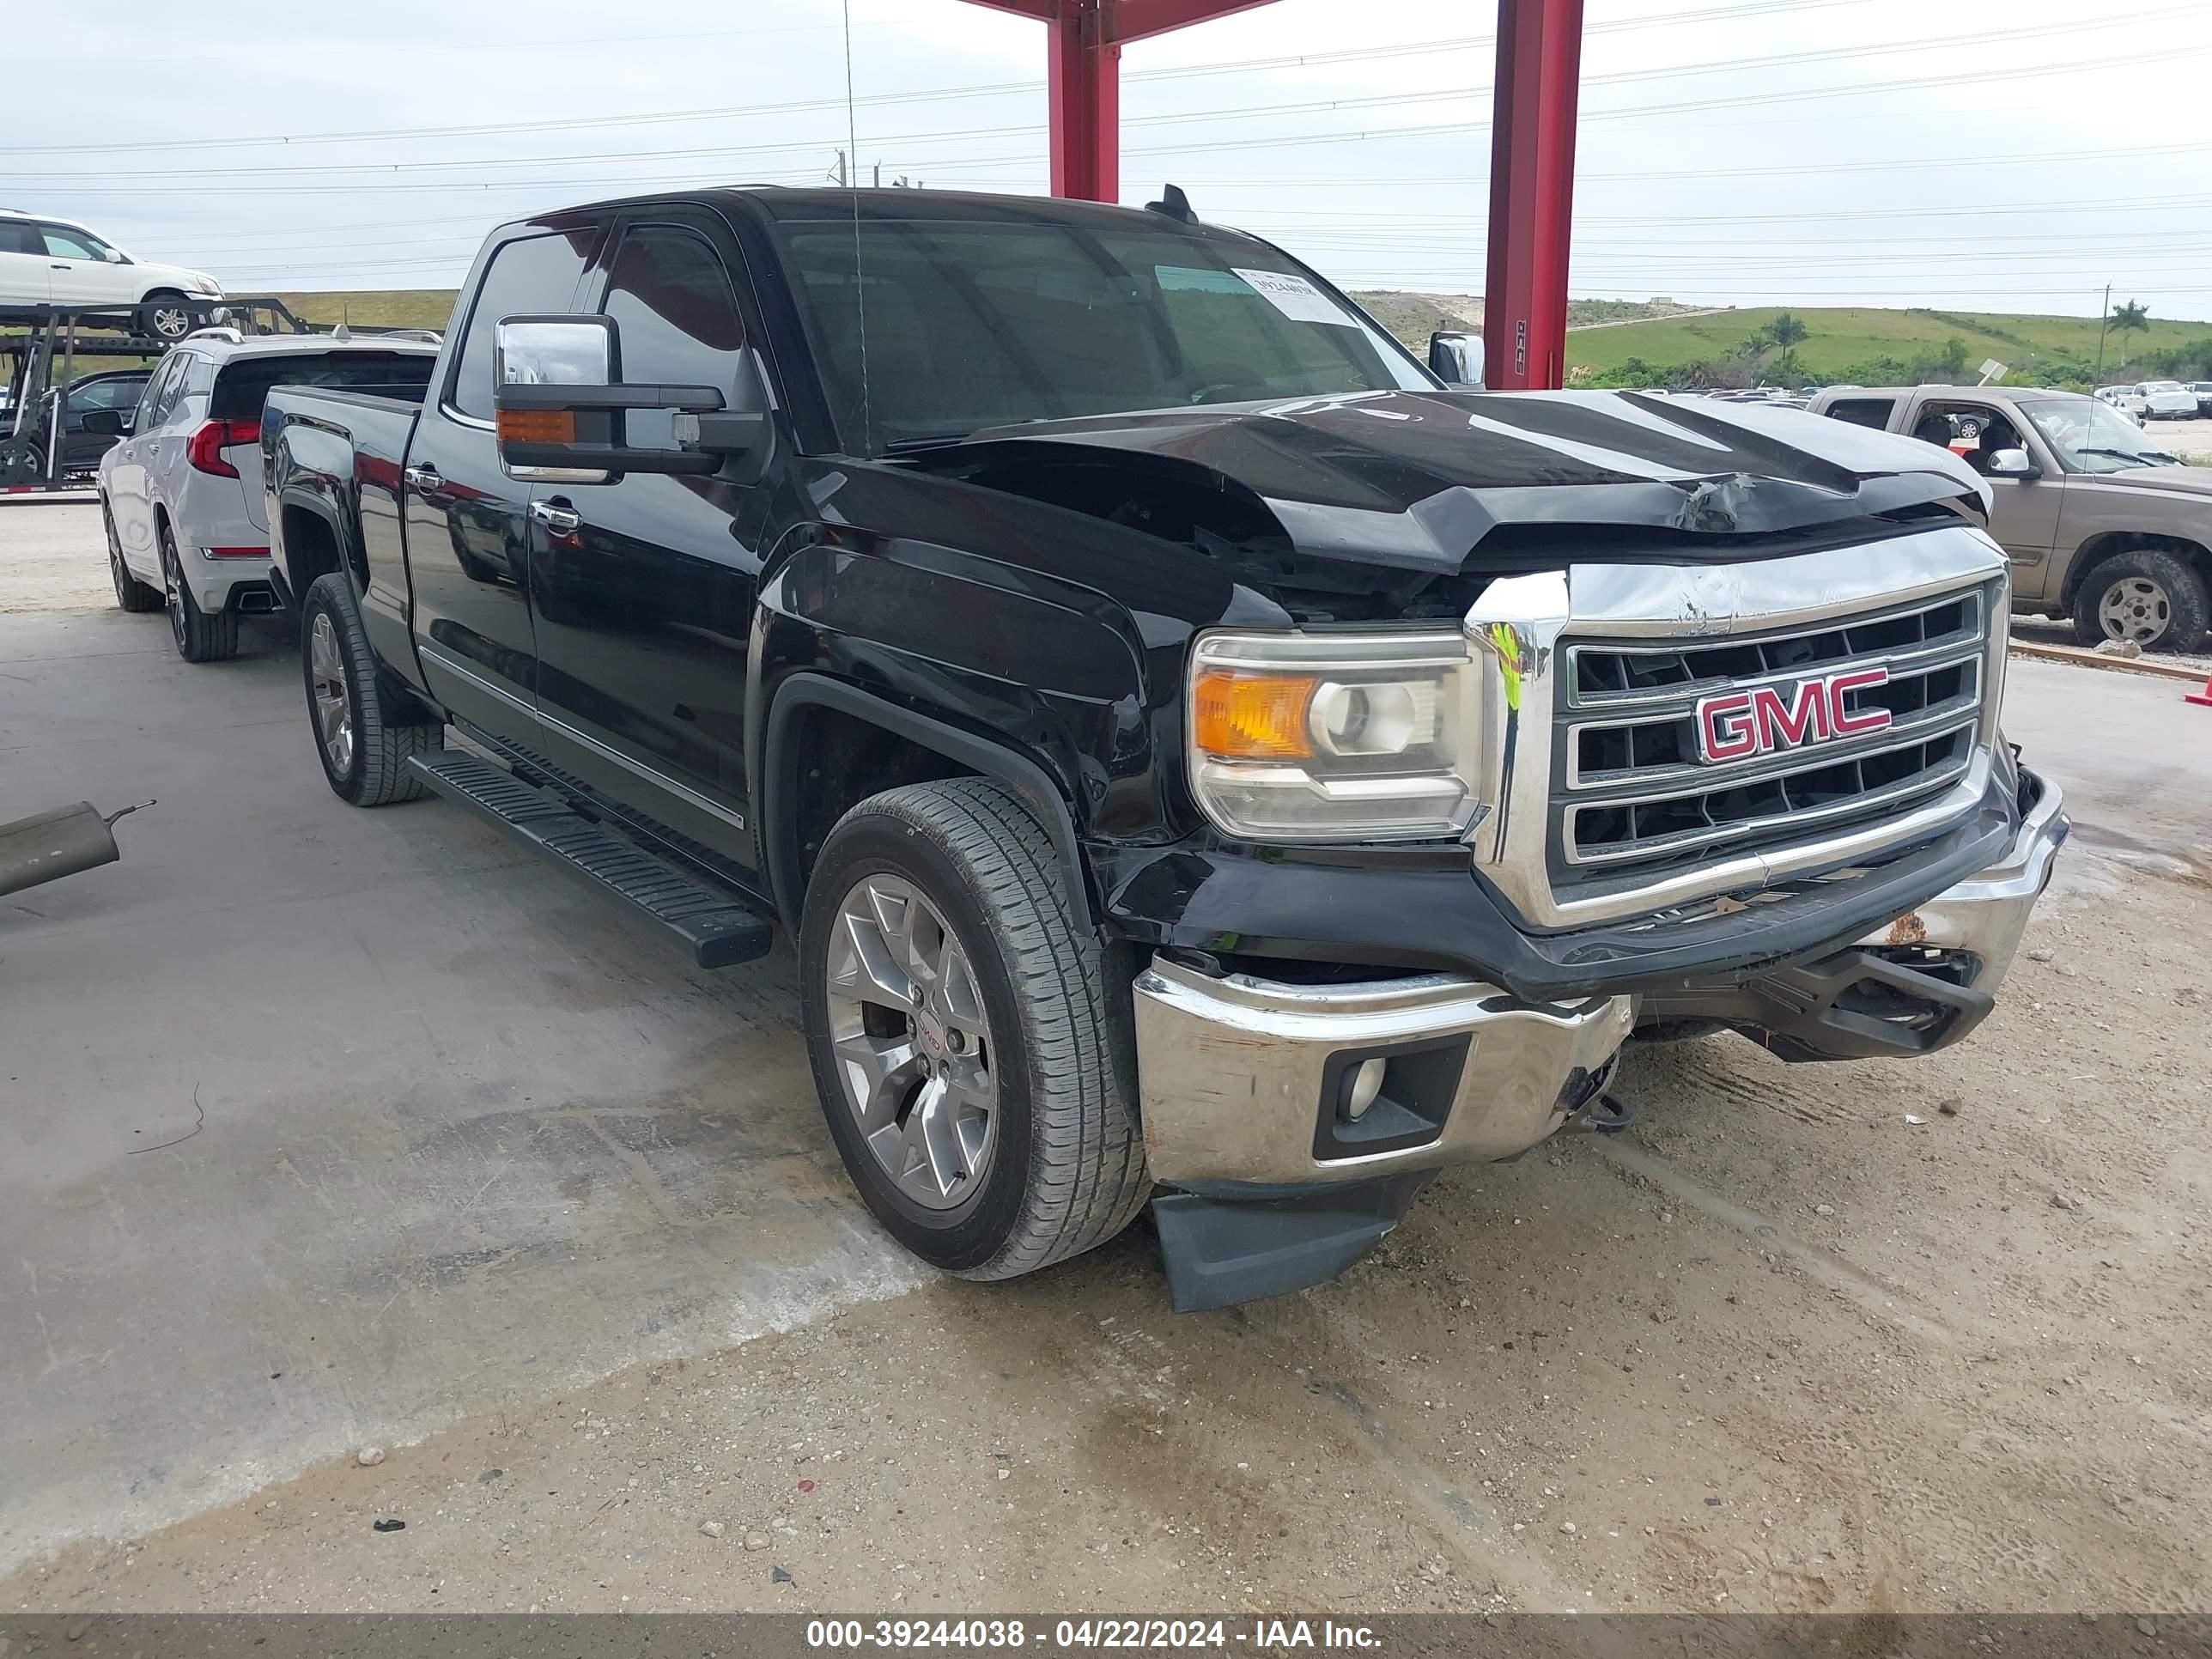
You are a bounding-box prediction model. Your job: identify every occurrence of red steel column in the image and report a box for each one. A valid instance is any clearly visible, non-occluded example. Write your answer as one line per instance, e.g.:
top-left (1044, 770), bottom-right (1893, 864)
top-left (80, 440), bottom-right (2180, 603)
top-left (960, 0), bottom-right (1282, 204)
top-left (1482, 0), bottom-right (1585, 390)
top-left (1050, 3), bottom-right (1121, 200)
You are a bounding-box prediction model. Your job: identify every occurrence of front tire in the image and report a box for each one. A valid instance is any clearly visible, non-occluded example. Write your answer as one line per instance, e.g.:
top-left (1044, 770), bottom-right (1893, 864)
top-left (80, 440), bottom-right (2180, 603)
top-left (2072, 548), bottom-right (2210, 653)
top-left (159, 520), bottom-right (239, 662)
top-left (799, 778), bottom-right (1150, 1280)
top-left (300, 574), bottom-right (441, 805)
top-left (139, 291), bottom-right (198, 342)
top-left (106, 501), bottom-right (162, 611)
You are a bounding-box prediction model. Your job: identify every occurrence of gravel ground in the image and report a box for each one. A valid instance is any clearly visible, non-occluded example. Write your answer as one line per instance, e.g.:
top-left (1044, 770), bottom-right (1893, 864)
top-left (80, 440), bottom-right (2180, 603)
top-left (3, 503), bottom-right (2209, 1617)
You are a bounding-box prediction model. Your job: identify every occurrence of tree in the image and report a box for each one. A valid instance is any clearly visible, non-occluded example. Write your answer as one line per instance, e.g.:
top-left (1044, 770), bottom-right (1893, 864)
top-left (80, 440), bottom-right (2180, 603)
top-left (2111, 300), bottom-right (2150, 368)
top-left (1942, 337), bottom-right (1971, 380)
top-left (1766, 312), bottom-right (1809, 350)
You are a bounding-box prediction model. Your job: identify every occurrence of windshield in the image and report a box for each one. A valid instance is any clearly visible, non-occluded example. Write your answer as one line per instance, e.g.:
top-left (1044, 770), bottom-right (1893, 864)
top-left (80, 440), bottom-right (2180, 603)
top-left (2021, 398), bottom-right (2179, 471)
top-left (774, 216), bottom-right (1435, 453)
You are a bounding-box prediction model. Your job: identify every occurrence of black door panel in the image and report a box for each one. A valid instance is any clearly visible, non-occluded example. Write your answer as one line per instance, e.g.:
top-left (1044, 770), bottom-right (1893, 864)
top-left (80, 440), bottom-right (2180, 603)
top-left (405, 224), bottom-right (602, 737)
top-left (529, 214), bottom-right (770, 869)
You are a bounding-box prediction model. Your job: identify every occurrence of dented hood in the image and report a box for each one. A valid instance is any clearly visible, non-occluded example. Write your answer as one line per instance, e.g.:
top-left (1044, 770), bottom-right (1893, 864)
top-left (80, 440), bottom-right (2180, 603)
top-left (949, 388), bottom-right (1990, 574)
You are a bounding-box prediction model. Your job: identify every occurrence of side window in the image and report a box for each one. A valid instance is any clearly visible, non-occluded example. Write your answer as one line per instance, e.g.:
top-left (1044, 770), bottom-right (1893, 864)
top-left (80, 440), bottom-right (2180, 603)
top-left (139, 354), bottom-right (188, 428)
top-left (0, 221), bottom-right (40, 255)
top-left (71, 379), bottom-right (142, 412)
top-left (599, 224), bottom-right (748, 393)
top-left (1825, 397), bottom-right (1895, 430)
top-left (40, 224), bottom-right (100, 261)
top-left (449, 229), bottom-right (599, 422)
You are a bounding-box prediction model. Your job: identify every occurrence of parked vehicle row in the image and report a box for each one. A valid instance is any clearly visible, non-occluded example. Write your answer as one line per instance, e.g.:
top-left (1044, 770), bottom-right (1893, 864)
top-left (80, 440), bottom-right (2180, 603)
top-left (1812, 383), bottom-right (2211, 652)
top-left (244, 186), bottom-right (2063, 1311)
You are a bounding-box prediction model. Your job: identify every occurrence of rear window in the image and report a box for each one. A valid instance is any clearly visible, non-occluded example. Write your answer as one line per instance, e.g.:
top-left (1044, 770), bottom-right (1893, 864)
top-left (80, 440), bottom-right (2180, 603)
top-left (1824, 397), bottom-right (1896, 429)
top-left (210, 352), bottom-right (436, 422)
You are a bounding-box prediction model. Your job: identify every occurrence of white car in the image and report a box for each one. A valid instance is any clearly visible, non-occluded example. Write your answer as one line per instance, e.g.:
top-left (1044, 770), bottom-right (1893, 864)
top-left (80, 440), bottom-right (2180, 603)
top-left (97, 335), bottom-right (439, 660)
top-left (2133, 380), bottom-right (2197, 420)
top-left (0, 210), bottom-right (225, 342)
top-left (2095, 385), bottom-right (2149, 422)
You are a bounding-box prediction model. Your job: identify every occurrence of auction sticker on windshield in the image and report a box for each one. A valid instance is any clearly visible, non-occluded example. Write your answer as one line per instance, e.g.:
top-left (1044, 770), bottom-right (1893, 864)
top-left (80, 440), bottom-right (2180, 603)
top-left (1231, 268), bottom-right (1359, 327)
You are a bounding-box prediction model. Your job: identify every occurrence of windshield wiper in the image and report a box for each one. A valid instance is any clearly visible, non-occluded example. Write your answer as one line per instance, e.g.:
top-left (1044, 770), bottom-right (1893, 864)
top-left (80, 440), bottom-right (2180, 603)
top-left (2075, 447), bottom-right (2172, 466)
top-left (884, 432), bottom-right (974, 454)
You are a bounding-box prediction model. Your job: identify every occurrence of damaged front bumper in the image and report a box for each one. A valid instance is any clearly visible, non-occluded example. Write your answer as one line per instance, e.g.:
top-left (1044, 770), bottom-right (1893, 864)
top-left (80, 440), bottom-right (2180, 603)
top-left (1638, 768), bottom-right (2068, 1061)
top-left (1131, 768), bottom-right (2067, 1310)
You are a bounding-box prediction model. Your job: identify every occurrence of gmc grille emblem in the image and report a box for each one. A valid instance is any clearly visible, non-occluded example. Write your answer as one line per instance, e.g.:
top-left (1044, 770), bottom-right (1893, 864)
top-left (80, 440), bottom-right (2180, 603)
top-left (1695, 668), bottom-right (1893, 763)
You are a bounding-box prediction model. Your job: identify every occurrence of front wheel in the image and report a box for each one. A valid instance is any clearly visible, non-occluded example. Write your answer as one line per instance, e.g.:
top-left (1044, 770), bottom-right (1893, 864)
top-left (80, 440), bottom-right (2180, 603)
top-left (2072, 548), bottom-right (2210, 653)
top-left (139, 292), bottom-right (198, 342)
top-left (106, 501), bottom-right (162, 611)
top-left (300, 574), bottom-right (441, 805)
top-left (799, 778), bottom-right (1150, 1280)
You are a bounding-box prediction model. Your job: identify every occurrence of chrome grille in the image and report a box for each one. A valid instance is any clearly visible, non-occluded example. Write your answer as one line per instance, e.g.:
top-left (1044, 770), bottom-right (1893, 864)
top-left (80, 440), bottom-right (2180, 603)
top-left (1549, 584), bottom-right (1992, 887)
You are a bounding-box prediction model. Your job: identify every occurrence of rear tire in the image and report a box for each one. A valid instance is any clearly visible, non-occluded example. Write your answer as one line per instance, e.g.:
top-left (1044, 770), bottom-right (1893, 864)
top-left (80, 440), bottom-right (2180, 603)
top-left (2071, 548), bottom-right (2209, 653)
top-left (106, 500), bottom-right (162, 611)
top-left (159, 520), bottom-right (239, 662)
top-left (799, 778), bottom-right (1150, 1281)
top-left (300, 573), bottom-right (441, 805)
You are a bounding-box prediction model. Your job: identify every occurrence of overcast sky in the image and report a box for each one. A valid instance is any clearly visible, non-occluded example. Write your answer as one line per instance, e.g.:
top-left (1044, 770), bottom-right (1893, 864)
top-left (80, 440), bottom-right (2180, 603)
top-left (10, 0), bottom-right (2211, 319)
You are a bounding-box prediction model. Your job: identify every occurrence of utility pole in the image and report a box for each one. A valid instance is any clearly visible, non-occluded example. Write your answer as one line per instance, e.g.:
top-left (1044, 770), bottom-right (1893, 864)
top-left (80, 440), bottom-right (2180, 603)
top-left (872, 161), bottom-right (881, 187)
top-left (2094, 282), bottom-right (2112, 385)
top-left (834, 149), bottom-right (848, 187)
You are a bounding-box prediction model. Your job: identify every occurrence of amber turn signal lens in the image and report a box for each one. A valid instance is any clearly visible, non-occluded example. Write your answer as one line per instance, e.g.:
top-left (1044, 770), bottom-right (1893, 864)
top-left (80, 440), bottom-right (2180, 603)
top-left (1192, 669), bottom-right (1318, 760)
top-left (496, 408), bottom-right (577, 444)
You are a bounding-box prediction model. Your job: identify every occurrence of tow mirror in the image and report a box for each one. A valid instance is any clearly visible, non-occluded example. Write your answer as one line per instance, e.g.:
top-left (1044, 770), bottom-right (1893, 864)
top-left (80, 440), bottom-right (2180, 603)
top-left (493, 314), bottom-right (769, 483)
top-left (1428, 330), bottom-right (1484, 389)
top-left (1985, 447), bottom-right (2038, 479)
top-left (81, 410), bottom-right (128, 437)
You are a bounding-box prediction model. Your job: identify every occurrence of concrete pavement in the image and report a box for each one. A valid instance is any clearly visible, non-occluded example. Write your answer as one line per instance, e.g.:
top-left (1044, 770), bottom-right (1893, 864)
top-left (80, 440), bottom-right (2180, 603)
top-left (0, 540), bottom-right (921, 1575)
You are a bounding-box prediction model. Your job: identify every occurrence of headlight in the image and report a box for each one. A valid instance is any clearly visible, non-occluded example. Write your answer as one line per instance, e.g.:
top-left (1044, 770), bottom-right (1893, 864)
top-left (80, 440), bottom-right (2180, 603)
top-left (1188, 629), bottom-right (1478, 842)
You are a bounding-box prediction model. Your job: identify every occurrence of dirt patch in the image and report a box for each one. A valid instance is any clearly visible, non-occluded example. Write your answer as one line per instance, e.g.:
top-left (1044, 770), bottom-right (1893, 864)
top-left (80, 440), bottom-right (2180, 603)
top-left (6, 840), bottom-right (2207, 1616)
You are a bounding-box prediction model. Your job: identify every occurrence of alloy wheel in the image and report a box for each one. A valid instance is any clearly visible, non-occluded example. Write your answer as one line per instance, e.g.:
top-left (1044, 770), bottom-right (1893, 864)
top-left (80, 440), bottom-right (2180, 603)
top-left (161, 536), bottom-right (188, 652)
top-left (308, 611), bottom-right (356, 776)
top-left (2098, 575), bottom-right (2172, 645)
top-left (823, 873), bottom-right (999, 1212)
top-left (149, 306), bottom-right (191, 341)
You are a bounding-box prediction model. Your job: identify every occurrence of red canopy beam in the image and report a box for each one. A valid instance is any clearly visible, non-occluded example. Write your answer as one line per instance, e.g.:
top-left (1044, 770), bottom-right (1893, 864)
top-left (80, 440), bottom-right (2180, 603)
top-left (958, 0), bottom-right (1585, 391)
top-left (1482, 0), bottom-right (1585, 390)
top-left (963, 0), bottom-right (1280, 201)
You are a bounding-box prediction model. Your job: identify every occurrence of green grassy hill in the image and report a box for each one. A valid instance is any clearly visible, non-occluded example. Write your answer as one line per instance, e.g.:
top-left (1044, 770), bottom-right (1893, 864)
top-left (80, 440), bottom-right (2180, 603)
top-left (1560, 305), bottom-right (2212, 388)
top-left (270, 290), bottom-right (457, 331)
top-left (38, 290), bottom-right (2203, 394)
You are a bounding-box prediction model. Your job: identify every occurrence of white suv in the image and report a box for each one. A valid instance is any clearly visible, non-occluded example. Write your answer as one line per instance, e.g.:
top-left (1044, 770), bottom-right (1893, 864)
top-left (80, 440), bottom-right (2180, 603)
top-left (0, 210), bottom-right (225, 342)
top-left (98, 335), bottom-right (439, 660)
top-left (2133, 380), bottom-right (2199, 421)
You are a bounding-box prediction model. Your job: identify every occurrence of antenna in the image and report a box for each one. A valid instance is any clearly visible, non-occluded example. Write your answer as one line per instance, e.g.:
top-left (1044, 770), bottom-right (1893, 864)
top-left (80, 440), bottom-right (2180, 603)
top-left (1146, 184), bottom-right (1196, 223)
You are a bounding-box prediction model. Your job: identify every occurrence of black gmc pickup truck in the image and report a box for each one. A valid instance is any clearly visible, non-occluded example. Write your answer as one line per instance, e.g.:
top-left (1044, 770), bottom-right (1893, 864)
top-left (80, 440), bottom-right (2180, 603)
top-left (263, 187), bottom-right (2067, 1310)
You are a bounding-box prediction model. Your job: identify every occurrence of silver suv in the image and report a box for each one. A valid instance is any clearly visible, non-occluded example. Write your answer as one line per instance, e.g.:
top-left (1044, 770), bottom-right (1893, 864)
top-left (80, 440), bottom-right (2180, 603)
top-left (96, 333), bottom-right (438, 661)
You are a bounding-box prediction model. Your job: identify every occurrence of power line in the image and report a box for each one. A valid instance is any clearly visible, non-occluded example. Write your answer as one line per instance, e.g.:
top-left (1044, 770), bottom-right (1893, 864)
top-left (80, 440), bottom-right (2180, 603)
top-left (19, 9), bottom-right (2198, 187)
top-left (0, 0), bottom-right (1881, 158)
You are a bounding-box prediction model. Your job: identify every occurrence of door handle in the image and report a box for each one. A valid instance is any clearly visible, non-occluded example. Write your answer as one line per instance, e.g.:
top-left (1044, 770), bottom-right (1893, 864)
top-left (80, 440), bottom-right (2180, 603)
top-left (529, 501), bottom-right (582, 534)
top-left (402, 464), bottom-right (441, 493)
